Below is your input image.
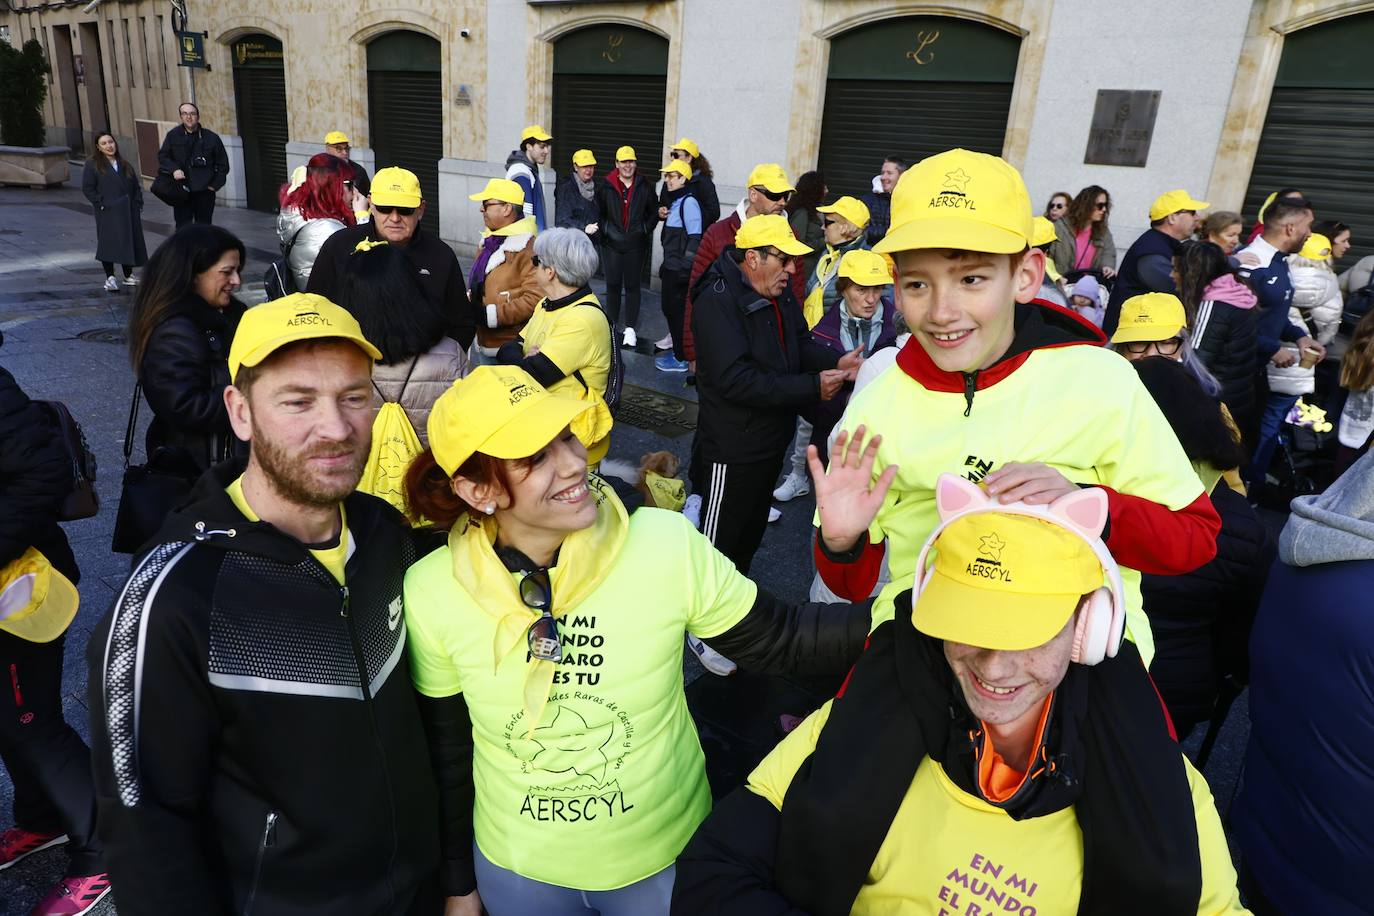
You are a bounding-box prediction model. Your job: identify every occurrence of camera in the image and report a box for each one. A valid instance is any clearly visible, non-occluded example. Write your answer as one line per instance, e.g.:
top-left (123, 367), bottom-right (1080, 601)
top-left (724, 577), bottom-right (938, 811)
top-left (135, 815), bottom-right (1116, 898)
top-left (460, 28), bottom-right (471, 38)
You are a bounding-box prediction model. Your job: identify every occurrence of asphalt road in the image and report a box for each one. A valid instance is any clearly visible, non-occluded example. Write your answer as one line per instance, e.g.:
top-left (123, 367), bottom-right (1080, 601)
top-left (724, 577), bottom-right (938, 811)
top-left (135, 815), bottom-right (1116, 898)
top-left (0, 182), bottom-right (1255, 915)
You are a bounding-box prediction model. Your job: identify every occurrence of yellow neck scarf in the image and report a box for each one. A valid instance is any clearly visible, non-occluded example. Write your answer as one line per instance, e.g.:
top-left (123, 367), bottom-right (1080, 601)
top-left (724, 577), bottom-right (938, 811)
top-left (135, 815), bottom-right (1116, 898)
top-left (483, 215), bottom-right (538, 238)
top-left (448, 473), bottom-right (628, 734)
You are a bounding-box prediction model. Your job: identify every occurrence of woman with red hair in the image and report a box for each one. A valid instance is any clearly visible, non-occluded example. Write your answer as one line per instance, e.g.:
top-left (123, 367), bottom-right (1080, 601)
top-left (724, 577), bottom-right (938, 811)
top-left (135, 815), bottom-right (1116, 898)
top-left (275, 153), bottom-right (359, 290)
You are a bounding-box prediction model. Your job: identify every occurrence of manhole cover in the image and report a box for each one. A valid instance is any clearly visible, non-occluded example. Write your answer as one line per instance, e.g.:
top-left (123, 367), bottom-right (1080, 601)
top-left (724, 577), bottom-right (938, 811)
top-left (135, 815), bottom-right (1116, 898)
top-left (77, 326), bottom-right (127, 344)
top-left (616, 383), bottom-right (697, 438)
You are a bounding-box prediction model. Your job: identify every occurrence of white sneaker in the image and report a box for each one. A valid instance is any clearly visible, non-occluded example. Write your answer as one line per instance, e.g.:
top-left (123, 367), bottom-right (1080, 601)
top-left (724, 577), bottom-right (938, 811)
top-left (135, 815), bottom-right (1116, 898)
top-left (622, 327), bottom-right (637, 348)
top-left (123, 274), bottom-right (138, 286)
top-left (772, 471), bottom-right (811, 502)
top-left (654, 333), bottom-right (673, 350)
top-left (103, 276), bottom-right (119, 292)
top-left (687, 635), bottom-right (737, 676)
top-left (683, 493), bottom-right (703, 529)
top-left (768, 506), bottom-right (782, 523)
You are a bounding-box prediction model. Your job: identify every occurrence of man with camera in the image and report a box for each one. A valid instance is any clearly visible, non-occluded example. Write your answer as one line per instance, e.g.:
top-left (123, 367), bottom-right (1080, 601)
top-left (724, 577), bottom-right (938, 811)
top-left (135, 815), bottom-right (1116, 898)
top-left (156, 102), bottom-right (229, 229)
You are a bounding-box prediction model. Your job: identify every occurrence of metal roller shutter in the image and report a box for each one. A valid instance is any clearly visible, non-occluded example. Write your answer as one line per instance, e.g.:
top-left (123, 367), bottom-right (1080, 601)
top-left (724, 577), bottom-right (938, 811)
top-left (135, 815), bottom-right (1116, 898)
top-left (817, 80), bottom-right (1013, 200)
top-left (232, 42), bottom-right (289, 212)
top-left (367, 70), bottom-right (443, 236)
top-left (1243, 89), bottom-right (1374, 267)
top-left (551, 73), bottom-right (667, 185)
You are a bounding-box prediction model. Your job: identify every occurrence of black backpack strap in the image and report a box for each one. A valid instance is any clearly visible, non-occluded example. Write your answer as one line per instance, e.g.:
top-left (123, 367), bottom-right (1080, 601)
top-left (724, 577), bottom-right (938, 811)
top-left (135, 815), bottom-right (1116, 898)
top-left (123, 382), bottom-right (142, 468)
top-left (371, 355), bottom-right (420, 404)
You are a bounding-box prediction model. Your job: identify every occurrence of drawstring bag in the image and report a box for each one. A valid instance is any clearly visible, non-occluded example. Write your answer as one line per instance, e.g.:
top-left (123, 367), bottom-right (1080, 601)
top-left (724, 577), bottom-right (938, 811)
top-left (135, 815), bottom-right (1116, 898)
top-left (358, 358), bottom-right (423, 518)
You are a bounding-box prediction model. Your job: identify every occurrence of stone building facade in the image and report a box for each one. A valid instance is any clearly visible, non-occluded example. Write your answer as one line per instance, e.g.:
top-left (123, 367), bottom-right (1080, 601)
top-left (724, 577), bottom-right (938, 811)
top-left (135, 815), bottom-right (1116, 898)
top-left (4, 0), bottom-right (1370, 265)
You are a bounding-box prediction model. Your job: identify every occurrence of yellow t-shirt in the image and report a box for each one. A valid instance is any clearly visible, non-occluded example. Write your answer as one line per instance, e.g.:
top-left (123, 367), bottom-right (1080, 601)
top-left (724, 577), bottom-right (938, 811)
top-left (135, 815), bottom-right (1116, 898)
top-left (832, 344), bottom-right (1205, 667)
top-left (403, 508), bottom-right (757, 890)
top-left (521, 293), bottom-right (611, 403)
top-left (225, 476), bottom-right (350, 584)
top-left (749, 700), bottom-right (1250, 915)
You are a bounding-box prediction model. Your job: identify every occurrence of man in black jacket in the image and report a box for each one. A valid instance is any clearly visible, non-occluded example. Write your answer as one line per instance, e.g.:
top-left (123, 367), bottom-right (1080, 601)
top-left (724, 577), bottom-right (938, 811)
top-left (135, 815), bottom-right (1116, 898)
top-left (157, 102), bottom-right (230, 229)
top-left (88, 295), bottom-right (441, 916)
top-left (308, 166), bottom-right (475, 349)
top-left (691, 214), bottom-right (857, 573)
top-left (1104, 189), bottom-right (1209, 336)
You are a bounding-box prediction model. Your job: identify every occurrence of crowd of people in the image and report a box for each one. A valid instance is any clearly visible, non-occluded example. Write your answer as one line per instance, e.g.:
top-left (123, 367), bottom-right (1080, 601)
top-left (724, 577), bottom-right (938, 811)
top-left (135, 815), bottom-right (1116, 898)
top-left (4, 109), bottom-right (1374, 916)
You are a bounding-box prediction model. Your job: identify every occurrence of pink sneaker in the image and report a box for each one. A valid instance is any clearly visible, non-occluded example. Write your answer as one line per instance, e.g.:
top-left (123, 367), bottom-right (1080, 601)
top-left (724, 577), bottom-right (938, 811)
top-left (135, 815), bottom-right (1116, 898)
top-left (0, 827), bottom-right (68, 870)
top-left (29, 873), bottom-right (113, 916)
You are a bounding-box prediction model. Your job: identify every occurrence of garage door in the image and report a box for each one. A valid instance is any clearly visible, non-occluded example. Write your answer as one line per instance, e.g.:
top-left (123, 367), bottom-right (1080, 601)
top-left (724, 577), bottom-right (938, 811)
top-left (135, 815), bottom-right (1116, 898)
top-left (232, 35), bottom-right (289, 213)
top-left (367, 31), bottom-right (442, 236)
top-left (817, 17), bottom-right (1020, 199)
top-left (1243, 12), bottom-right (1374, 268)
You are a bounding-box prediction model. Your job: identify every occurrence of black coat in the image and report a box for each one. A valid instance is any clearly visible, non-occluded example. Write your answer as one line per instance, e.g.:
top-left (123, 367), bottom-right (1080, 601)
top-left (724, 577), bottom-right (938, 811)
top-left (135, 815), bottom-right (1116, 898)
top-left (157, 126), bottom-right (230, 193)
top-left (691, 250), bottom-right (839, 464)
top-left (0, 366), bottom-right (79, 584)
top-left (1191, 297), bottom-right (1260, 433)
top-left (83, 159), bottom-right (147, 267)
top-left (1141, 484), bottom-right (1274, 734)
top-left (596, 172), bottom-right (659, 252)
top-left (138, 296), bottom-right (246, 471)
top-left (554, 175), bottom-right (600, 233)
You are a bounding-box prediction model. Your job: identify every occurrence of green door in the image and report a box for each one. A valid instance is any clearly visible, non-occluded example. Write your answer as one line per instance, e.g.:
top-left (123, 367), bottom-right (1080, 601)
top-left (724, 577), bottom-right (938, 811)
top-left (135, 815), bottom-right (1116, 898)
top-left (1243, 12), bottom-right (1374, 268)
top-left (818, 17), bottom-right (1020, 198)
top-left (367, 31), bottom-right (442, 236)
top-left (232, 35), bottom-right (289, 212)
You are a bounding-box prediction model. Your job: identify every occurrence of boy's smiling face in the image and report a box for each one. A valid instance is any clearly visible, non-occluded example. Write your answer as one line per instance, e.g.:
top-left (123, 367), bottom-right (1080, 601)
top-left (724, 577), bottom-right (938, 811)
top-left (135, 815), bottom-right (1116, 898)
top-left (895, 247), bottom-right (1043, 374)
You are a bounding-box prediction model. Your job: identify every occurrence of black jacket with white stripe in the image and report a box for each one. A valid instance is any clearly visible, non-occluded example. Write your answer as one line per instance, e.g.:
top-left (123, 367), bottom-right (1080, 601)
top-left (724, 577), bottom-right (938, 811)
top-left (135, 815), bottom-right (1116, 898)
top-left (86, 459), bottom-right (439, 916)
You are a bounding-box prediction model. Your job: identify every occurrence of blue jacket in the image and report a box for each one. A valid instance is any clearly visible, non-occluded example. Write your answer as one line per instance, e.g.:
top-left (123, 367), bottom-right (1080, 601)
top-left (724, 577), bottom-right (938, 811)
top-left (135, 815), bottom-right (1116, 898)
top-left (1236, 242), bottom-right (1307, 364)
top-left (504, 151), bottom-right (547, 232)
top-left (1105, 228), bottom-right (1179, 336)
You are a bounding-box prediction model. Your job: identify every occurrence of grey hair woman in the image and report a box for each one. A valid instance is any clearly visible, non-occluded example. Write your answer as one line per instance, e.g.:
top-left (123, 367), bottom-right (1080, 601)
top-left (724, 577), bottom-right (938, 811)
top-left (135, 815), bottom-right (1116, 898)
top-left (496, 227), bottom-right (618, 464)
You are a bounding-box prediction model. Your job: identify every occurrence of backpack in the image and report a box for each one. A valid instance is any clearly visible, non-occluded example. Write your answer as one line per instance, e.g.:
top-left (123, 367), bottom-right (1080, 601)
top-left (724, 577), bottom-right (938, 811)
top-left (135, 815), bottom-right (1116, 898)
top-left (572, 298), bottom-right (623, 412)
top-left (263, 224), bottom-right (306, 302)
top-left (357, 360), bottom-right (423, 518)
top-left (35, 400), bottom-right (99, 521)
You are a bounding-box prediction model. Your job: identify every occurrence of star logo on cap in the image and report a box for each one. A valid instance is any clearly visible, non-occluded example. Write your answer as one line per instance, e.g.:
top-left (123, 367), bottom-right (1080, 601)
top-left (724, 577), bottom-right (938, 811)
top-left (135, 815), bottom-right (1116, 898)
top-left (943, 168), bottom-right (972, 193)
top-left (978, 532), bottom-right (1006, 562)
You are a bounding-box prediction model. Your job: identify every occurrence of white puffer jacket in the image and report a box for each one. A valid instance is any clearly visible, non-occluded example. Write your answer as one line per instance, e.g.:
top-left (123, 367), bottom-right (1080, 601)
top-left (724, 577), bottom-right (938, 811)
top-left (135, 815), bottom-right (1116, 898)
top-left (1289, 255), bottom-right (1342, 346)
top-left (1266, 307), bottom-right (1317, 396)
top-left (371, 337), bottom-right (469, 445)
top-left (277, 208), bottom-right (346, 291)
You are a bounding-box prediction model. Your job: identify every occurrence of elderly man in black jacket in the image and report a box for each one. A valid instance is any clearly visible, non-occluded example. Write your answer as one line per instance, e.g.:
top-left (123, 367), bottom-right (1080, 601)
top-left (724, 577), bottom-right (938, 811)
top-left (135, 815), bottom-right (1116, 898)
top-left (690, 214), bottom-right (859, 574)
top-left (157, 102), bottom-right (230, 229)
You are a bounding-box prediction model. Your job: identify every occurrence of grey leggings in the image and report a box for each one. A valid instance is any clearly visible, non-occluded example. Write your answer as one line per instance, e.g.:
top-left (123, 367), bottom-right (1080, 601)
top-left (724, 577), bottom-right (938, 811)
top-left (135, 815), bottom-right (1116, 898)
top-left (474, 843), bottom-right (674, 916)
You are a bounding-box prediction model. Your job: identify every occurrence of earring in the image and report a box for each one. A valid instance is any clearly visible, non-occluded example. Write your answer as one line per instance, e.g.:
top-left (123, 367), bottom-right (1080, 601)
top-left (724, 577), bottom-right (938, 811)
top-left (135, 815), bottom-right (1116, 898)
top-left (484, 504), bottom-right (495, 515)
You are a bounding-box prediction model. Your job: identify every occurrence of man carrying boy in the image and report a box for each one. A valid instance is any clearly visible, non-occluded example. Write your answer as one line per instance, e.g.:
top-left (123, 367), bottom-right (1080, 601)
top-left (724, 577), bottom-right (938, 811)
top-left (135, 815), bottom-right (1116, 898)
top-left (812, 149), bottom-right (1220, 667)
top-left (672, 477), bottom-right (1249, 914)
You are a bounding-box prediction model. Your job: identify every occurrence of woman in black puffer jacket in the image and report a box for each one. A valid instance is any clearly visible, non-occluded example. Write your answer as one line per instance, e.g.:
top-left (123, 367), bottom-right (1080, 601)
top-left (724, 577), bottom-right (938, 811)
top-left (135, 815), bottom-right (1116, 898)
top-left (1133, 357), bottom-right (1275, 737)
top-left (1178, 240), bottom-right (1261, 444)
top-left (126, 225), bottom-right (248, 471)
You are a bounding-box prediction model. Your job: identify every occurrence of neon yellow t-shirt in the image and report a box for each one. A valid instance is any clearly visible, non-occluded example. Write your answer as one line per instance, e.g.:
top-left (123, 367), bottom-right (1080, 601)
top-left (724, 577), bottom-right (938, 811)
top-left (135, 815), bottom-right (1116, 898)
top-left (749, 700), bottom-right (1250, 915)
top-left (521, 293), bottom-right (612, 463)
top-left (832, 344), bottom-right (1205, 666)
top-left (225, 476), bottom-right (349, 583)
top-left (403, 508), bottom-right (757, 890)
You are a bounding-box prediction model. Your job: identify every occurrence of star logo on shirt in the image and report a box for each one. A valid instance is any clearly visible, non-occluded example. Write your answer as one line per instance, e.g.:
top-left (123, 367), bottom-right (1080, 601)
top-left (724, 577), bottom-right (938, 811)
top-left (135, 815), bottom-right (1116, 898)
top-left (943, 168), bottom-right (972, 193)
top-left (978, 533), bottom-right (1006, 562)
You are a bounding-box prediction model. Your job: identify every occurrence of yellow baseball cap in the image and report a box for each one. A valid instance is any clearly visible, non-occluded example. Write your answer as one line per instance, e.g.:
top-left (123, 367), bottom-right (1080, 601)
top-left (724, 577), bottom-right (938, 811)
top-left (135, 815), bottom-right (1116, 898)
top-left (837, 249), bottom-right (892, 286)
top-left (370, 167), bottom-right (422, 207)
top-left (661, 160), bottom-right (693, 180)
top-left (0, 548), bottom-right (79, 643)
top-left (1299, 232), bottom-right (1332, 261)
top-left (671, 137), bottom-right (700, 159)
top-left (1032, 216), bottom-right (1058, 248)
top-left (572, 149), bottom-right (597, 167)
top-left (468, 178), bottom-right (526, 206)
top-left (324, 131), bottom-right (350, 146)
top-left (427, 367), bottom-right (594, 476)
top-left (734, 214), bottom-right (813, 257)
top-left (1149, 189), bottom-right (1209, 221)
top-left (746, 163), bottom-right (795, 195)
top-left (1110, 292), bottom-right (1188, 344)
top-left (615, 146), bottom-right (637, 162)
top-left (817, 196), bottom-right (871, 230)
top-left (521, 124), bottom-right (553, 142)
top-left (874, 149), bottom-right (1034, 256)
top-left (228, 293), bottom-right (382, 382)
top-left (914, 513), bottom-right (1104, 651)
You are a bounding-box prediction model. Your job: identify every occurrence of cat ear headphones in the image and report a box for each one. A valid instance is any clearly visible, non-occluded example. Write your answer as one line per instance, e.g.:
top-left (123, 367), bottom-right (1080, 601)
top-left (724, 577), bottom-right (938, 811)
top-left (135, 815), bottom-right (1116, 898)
top-left (911, 474), bottom-right (1128, 665)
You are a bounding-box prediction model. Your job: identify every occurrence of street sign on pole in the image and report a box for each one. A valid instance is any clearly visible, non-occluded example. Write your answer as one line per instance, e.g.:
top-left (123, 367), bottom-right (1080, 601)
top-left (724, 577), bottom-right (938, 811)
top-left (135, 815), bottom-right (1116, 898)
top-left (176, 30), bottom-right (209, 70)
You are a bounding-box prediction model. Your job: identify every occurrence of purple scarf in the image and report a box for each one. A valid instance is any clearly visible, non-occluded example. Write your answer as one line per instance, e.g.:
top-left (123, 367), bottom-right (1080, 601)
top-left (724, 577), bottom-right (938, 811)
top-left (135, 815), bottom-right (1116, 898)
top-left (469, 235), bottom-right (504, 293)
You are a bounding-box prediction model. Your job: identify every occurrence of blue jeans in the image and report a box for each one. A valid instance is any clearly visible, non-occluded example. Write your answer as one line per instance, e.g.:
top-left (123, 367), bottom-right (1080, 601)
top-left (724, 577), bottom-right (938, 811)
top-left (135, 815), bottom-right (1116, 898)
top-left (1246, 392), bottom-right (1299, 491)
top-left (474, 844), bottom-right (674, 916)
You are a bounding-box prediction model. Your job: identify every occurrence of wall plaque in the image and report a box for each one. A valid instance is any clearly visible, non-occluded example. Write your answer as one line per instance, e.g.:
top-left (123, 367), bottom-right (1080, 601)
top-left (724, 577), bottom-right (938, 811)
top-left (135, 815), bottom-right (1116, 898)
top-left (1083, 90), bottom-right (1161, 167)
